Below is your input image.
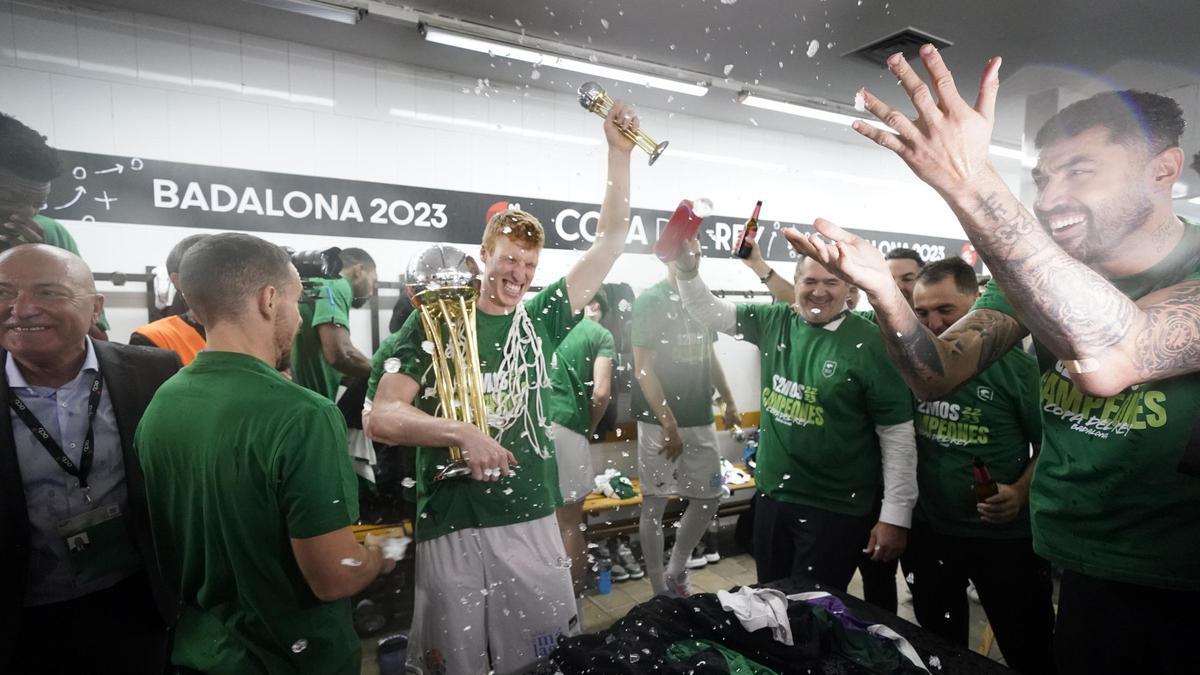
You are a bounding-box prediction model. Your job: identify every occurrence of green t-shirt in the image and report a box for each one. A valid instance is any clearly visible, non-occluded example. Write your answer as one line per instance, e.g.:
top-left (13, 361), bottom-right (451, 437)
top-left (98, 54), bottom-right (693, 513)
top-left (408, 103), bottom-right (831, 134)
top-left (545, 318), bottom-right (616, 436)
top-left (291, 276), bottom-right (353, 401)
top-left (630, 280), bottom-right (718, 428)
top-left (366, 278), bottom-right (580, 542)
top-left (972, 221), bottom-right (1200, 589)
top-left (34, 215), bottom-right (110, 331)
top-left (913, 347), bottom-right (1042, 539)
top-left (853, 308), bottom-right (877, 324)
top-left (735, 304), bottom-right (913, 516)
top-left (134, 351), bottom-right (361, 674)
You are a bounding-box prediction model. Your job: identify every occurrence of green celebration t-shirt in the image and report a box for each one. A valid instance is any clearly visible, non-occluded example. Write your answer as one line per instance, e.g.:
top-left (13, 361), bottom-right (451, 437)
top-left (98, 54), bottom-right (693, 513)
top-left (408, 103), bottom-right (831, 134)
top-left (134, 351), bottom-right (361, 674)
top-left (545, 318), bottom-right (616, 436)
top-left (735, 304), bottom-right (913, 516)
top-left (366, 277), bottom-right (580, 542)
top-left (33, 215), bottom-right (109, 331)
top-left (971, 220), bottom-right (1200, 589)
top-left (630, 279), bottom-right (718, 428)
top-left (291, 276), bottom-right (353, 401)
top-left (914, 347), bottom-right (1042, 539)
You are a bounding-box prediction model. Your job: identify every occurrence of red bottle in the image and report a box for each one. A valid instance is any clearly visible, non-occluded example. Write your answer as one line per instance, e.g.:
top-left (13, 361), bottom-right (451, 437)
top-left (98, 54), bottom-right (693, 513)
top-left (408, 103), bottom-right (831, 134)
top-left (734, 201), bottom-right (763, 259)
top-left (973, 457), bottom-right (999, 502)
top-left (654, 198), bottom-right (706, 262)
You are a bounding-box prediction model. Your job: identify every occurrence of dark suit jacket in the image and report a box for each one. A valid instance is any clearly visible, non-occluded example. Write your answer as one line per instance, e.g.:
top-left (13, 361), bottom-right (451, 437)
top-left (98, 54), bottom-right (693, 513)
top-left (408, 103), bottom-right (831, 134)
top-left (0, 341), bottom-right (182, 664)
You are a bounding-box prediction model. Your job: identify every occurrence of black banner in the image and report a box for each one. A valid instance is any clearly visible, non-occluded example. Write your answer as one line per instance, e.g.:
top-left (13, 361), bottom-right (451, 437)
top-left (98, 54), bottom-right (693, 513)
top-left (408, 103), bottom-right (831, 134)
top-left (45, 150), bottom-right (977, 266)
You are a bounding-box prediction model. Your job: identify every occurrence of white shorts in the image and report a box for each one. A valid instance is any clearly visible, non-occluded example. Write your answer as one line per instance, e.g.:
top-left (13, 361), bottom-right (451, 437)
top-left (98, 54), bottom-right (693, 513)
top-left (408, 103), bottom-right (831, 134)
top-left (407, 515), bottom-right (578, 675)
top-left (552, 423), bottom-right (594, 504)
top-left (637, 421), bottom-right (723, 499)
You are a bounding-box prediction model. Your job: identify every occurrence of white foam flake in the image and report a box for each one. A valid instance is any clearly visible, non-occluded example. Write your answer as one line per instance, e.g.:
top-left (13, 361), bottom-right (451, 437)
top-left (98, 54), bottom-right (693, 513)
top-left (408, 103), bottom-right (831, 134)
top-left (340, 558), bottom-right (363, 567)
top-left (806, 39), bottom-right (820, 57)
top-left (854, 90), bottom-right (866, 112)
top-left (723, 64), bottom-right (734, 76)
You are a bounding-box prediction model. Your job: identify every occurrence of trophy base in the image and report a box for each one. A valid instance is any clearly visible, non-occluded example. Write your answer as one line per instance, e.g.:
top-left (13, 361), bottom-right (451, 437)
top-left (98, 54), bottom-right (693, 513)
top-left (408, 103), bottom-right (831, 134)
top-left (435, 461), bottom-right (473, 481)
top-left (648, 140), bottom-right (669, 166)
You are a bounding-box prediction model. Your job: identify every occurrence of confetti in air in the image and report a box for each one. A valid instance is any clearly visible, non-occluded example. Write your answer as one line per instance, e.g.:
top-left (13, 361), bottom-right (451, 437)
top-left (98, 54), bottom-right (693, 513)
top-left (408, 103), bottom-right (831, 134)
top-left (854, 90), bottom-right (867, 112)
top-left (806, 39), bottom-right (820, 57)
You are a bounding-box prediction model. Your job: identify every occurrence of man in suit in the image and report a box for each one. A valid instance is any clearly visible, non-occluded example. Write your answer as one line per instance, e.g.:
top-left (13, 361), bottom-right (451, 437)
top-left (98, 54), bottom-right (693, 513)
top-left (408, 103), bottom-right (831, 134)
top-left (0, 244), bottom-right (179, 673)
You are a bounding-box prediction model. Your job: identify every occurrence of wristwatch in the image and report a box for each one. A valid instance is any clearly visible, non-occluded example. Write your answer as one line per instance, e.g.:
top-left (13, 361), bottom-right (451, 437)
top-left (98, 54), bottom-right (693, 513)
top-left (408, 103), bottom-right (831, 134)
top-left (759, 268), bottom-right (775, 284)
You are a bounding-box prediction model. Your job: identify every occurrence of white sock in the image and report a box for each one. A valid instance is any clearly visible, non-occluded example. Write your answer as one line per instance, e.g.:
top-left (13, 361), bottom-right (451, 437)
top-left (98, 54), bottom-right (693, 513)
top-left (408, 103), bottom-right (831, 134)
top-left (638, 496), bottom-right (670, 594)
top-left (666, 498), bottom-right (720, 578)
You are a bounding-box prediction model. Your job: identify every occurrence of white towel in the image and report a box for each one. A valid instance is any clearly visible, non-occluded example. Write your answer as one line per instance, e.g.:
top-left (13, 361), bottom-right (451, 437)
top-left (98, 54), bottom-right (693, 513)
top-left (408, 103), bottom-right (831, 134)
top-left (717, 586), bottom-right (793, 646)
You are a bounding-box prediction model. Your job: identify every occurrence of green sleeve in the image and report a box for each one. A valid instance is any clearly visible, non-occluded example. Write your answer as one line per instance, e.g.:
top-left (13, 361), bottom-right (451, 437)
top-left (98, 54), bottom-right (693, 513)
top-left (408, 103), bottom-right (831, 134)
top-left (34, 215), bottom-right (80, 254)
top-left (526, 277), bottom-right (580, 351)
top-left (863, 341), bottom-right (915, 426)
top-left (631, 289), bottom-right (663, 349)
top-left (1009, 349), bottom-right (1044, 446)
top-left (734, 303), bottom-right (764, 346)
top-left (311, 278), bottom-right (352, 329)
top-left (972, 278), bottom-right (1018, 318)
top-left (596, 324), bottom-right (616, 360)
top-left (276, 401), bottom-right (359, 538)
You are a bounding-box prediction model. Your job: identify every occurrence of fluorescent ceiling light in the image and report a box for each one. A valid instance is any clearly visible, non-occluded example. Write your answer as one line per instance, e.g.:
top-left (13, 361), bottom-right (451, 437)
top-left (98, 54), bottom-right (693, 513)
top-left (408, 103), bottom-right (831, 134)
top-left (739, 93), bottom-right (1025, 161)
top-left (420, 25), bottom-right (708, 97)
top-left (389, 108), bottom-right (601, 145)
top-left (242, 0), bottom-right (364, 25)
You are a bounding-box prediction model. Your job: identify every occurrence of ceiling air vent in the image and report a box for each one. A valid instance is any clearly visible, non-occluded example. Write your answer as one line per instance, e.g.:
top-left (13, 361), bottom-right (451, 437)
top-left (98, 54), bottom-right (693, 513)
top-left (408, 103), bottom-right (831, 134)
top-left (845, 27), bottom-right (953, 67)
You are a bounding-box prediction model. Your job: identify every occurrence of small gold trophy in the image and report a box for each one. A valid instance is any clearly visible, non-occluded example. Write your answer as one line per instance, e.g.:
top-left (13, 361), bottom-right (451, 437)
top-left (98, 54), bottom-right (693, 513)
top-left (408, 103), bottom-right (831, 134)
top-left (578, 81), bottom-right (669, 165)
top-left (406, 245), bottom-right (485, 481)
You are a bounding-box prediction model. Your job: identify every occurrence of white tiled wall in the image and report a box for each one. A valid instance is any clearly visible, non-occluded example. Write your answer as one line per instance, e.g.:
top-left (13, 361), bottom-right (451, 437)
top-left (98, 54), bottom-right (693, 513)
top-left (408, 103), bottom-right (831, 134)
top-left (1, 0), bottom-right (1023, 410)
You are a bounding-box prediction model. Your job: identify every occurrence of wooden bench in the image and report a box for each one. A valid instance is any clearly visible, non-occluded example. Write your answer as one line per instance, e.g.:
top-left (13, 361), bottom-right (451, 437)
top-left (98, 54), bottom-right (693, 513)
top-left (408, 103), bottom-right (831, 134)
top-left (582, 465), bottom-right (757, 540)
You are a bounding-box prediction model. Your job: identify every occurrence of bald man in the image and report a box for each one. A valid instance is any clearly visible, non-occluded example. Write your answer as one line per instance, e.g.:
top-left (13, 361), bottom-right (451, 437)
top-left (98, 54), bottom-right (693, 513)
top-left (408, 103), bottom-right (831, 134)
top-left (0, 245), bottom-right (180, 673)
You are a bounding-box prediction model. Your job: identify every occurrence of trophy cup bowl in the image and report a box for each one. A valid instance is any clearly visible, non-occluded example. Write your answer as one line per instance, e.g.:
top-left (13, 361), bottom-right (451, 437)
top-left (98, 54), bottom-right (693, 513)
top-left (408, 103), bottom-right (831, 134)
top-left (577, 81), bottom-right (669, 165)
top-left (405, 245), bottom-right (485, 480)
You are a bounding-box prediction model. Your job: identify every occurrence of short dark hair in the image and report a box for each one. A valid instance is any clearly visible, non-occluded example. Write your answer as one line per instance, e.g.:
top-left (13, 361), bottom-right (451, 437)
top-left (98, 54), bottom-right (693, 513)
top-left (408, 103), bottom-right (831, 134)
top-left (589, 291), bottom-right (608, 319)
top-left (166, 234), bottom-right (210, 275)
top-left (916, 257), bottom-right (978, 296)
top-left (0, 113), bottom-right (62, 183)
top-left (179, 233), bottom-right (293, 325)
top-left (339, 247), bottom-right (376, 271)
top-left (1035, 90), bottom-right (1185, 156)
top-left (884, 247), bottom-right (924, 267)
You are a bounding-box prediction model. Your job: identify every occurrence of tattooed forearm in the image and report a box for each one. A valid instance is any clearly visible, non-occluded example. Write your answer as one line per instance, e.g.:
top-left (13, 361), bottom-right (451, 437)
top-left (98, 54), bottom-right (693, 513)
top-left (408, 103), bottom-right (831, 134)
top-left (1008, 258), bottom-right (1138, 355)
top-left (877, 307), bottom-right (1025, 400)
top-left (1133, 280), bottom-right (1200, 380)
top-left (971, 192), bottom-right (1042, 262)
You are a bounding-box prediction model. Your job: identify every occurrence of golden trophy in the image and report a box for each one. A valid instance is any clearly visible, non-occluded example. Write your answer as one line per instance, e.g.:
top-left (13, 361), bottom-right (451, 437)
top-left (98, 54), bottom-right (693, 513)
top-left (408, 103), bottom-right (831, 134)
top-left (406, 245), bottom-right (485, 481)
top-left (578, 81), bottom-right (669, 165)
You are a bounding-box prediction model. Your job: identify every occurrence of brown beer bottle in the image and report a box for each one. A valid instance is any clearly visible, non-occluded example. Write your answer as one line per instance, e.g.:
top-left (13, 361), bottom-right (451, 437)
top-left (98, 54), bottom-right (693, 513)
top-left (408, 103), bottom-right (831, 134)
top-left (734, 200), bottom-right (763, 259)
top-left (973, 456), bottom-right (999, 502)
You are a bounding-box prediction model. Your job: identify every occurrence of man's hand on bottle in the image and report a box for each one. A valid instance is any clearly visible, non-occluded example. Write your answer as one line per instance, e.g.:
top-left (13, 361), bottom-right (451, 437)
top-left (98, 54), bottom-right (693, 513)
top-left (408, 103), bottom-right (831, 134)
top-left (977, 482), bottom-right (1026, 524)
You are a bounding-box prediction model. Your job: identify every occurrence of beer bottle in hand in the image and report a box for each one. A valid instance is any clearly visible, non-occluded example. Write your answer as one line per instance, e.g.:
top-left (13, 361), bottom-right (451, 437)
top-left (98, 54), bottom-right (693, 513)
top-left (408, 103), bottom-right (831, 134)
top-left (973, 456), bottom-right (999, 502)
top-left (734, 200), bottom-right (763, 259)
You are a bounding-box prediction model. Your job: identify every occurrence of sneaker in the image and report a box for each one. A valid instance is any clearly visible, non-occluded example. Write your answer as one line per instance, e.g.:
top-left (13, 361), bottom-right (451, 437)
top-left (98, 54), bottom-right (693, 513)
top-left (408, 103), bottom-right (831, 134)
top-left (615, 542), bottom-right (645, 579)
top-left (665, 570), bottom-right (695, 598)
top-left (686, 544), bottom-right (708, 569)
top-left (610, 563), bottom-right (631, 582)
top-left (704, 551), bottom-right (721, 564)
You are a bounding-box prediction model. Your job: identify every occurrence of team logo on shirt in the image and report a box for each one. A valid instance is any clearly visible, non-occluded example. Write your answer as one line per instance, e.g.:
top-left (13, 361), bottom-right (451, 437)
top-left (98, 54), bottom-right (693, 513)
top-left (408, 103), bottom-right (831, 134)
top-left (821, 360), bottom-right (838, 378)
top-left (976, 386), bottom-right (993, 401)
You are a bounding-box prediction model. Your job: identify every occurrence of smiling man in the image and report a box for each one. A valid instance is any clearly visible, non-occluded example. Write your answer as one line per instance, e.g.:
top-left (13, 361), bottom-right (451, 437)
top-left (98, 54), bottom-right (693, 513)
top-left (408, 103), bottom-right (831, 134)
top-left (364, 100), bottom-right (636, 675)
top-left (675, 242), bottom-right (917, 593)
top-left (788, 50), bottom-right (1200, 673)
top-left (0, 245), bottom-right (179, 673)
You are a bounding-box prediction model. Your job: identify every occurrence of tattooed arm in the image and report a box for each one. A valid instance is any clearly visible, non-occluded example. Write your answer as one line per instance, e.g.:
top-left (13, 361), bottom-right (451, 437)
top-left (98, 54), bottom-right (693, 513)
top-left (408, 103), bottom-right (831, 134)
top-left (784, 220), bottom-right (1028, 399)
top-left (845, 43), bottom-right (1200, 396)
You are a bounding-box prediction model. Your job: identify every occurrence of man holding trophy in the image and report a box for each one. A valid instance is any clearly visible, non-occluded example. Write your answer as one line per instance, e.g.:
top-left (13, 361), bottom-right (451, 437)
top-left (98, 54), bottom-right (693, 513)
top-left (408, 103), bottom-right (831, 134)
top-left (364, 96), bottom-right (637, 675)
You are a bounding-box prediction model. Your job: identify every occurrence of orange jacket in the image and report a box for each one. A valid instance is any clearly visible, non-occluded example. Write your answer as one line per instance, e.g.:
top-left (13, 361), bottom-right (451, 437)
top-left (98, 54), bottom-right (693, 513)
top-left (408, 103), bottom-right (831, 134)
top-left (131, 315), bottom-right (206, 365)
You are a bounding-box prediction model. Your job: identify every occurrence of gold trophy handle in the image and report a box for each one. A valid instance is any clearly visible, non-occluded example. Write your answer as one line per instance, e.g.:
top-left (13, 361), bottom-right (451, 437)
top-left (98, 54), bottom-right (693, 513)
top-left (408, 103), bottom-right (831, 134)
top-left (581, 88), bottom-right (669, 165)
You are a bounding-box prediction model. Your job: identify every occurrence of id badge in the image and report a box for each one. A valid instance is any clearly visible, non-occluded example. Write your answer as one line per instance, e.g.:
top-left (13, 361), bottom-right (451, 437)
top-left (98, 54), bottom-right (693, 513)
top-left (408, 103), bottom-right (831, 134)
top-left (55, 503), bottom-right (140, 586)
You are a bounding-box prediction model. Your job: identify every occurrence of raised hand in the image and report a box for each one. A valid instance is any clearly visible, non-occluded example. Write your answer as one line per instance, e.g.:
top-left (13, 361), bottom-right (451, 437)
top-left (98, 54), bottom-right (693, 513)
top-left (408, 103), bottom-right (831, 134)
top-left (604, 100), bottom-right (639, 155)
top-left (854, 45), bottom-right (1002, 198)
top-left (1, 208), bottom-right (45, 249)
top-left (783, 219), bottom-right (894, 298)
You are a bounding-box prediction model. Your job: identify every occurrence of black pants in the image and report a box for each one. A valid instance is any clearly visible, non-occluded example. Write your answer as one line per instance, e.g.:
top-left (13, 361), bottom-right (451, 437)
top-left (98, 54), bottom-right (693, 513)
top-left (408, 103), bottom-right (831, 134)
top-left (856, 499), bottom-right (898, 613)
top-left (902, 525), bottom-right (1055, 675)
top-left (9, 572), bottom-right (168, 675)
top-left (753, 493), bottom-right (874, 589)
top-left (1055, 569), bottom-right (1200, 675)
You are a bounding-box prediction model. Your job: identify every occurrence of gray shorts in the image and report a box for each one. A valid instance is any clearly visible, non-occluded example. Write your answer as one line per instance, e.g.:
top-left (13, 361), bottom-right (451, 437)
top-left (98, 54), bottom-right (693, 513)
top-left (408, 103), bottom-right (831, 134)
top-left (406, 514), bottom-right (578, 675)
top-left (637, 421), bottom-right (723, 499)
top-left (552, 423), bottom-right (594, 504)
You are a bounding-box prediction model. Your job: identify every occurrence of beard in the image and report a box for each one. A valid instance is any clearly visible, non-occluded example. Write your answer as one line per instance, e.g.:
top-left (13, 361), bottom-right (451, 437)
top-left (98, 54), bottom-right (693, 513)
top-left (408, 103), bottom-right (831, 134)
top-left (1042, 184), bottom-right (1154, 267)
